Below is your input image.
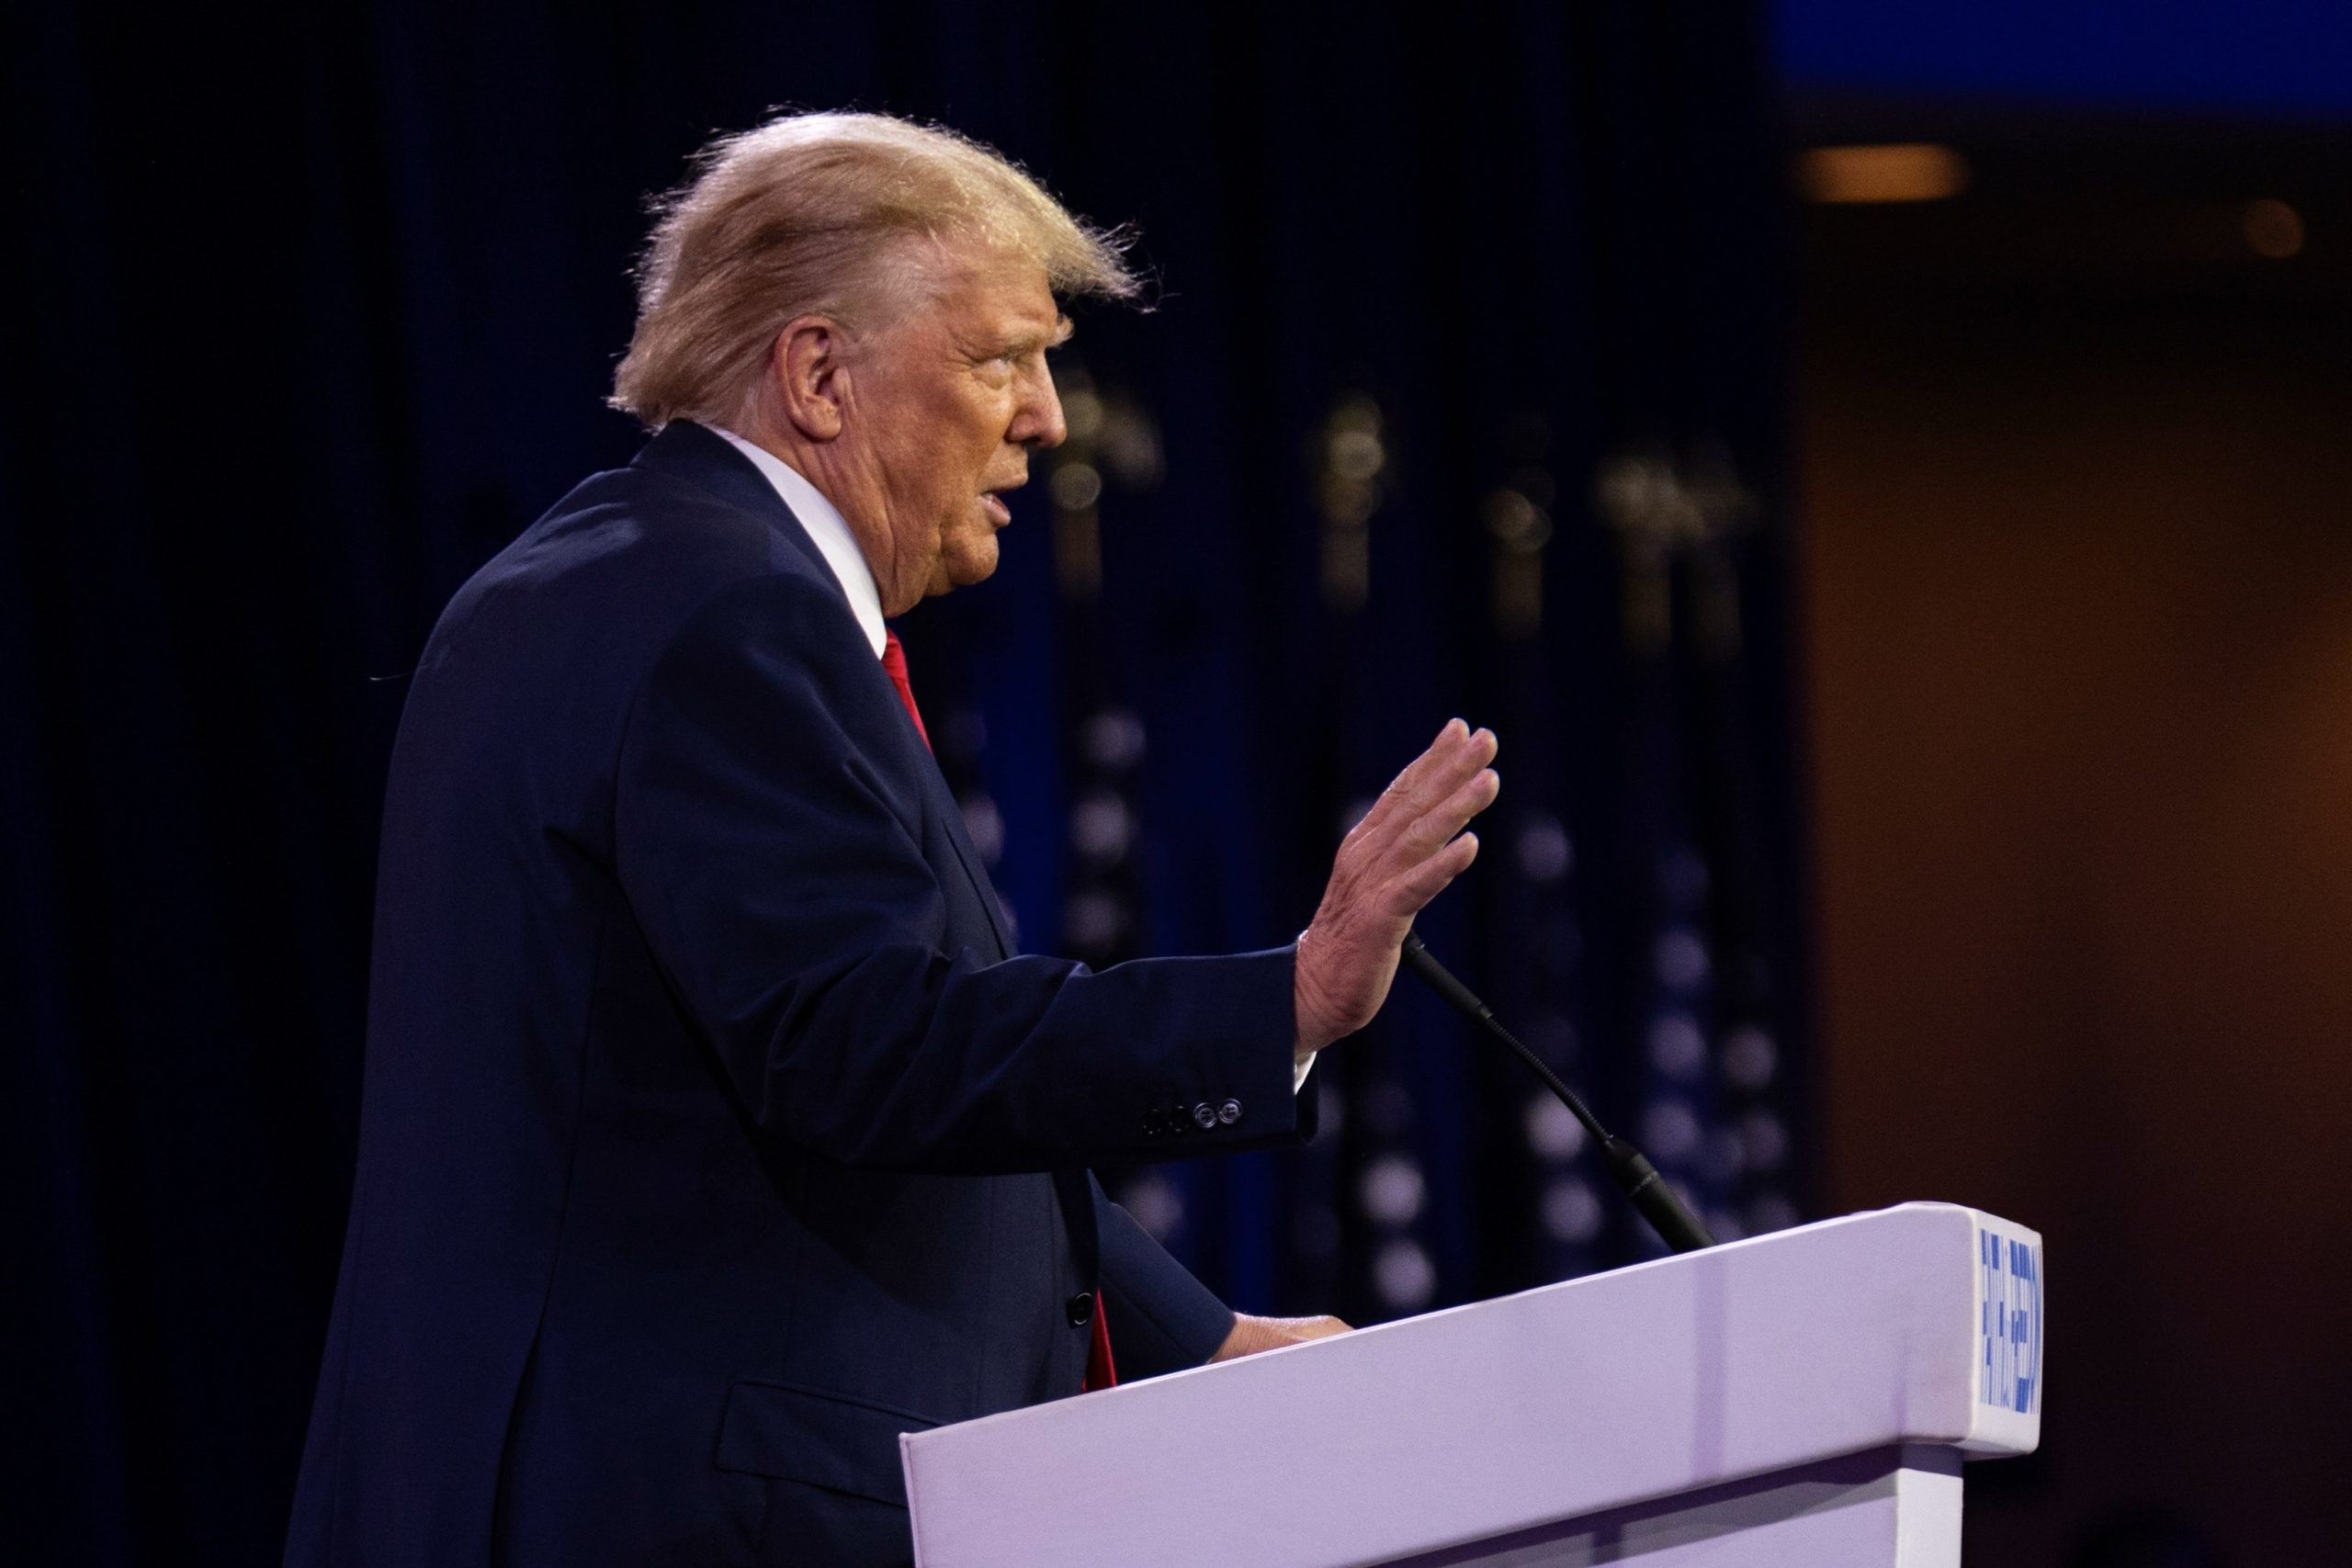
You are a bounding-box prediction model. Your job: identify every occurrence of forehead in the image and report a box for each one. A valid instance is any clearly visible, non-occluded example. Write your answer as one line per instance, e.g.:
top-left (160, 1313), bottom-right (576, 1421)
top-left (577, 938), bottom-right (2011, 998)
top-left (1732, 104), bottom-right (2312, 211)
top-left (914, 246), bottom-right (1065, 342)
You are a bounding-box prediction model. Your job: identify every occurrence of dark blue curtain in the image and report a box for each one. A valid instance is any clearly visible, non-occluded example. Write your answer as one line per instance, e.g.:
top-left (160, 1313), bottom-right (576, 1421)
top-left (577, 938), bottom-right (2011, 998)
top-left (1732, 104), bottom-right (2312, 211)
top-left (1, 3), bottom-right (1804, 1562)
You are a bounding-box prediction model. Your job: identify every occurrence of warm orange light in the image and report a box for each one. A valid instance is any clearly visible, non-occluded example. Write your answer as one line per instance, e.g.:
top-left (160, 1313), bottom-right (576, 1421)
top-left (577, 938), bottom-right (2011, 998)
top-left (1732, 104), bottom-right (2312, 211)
top-left (1796, 143), bottom-right (1971, 205)
top-left (2243, 198), bottom-right (2305, 259)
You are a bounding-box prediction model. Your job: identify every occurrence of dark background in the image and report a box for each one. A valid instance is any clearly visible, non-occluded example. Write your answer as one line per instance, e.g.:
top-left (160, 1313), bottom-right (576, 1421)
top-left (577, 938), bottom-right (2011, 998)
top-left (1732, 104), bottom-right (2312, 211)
top-left (4, 0), bottom-right (2346, 1563)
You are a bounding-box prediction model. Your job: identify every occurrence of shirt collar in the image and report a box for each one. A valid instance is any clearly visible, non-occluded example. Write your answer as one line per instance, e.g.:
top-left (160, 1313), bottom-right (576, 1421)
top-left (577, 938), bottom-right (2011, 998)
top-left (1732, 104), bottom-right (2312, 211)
top-left (709, 425), bottom-right (888, 659)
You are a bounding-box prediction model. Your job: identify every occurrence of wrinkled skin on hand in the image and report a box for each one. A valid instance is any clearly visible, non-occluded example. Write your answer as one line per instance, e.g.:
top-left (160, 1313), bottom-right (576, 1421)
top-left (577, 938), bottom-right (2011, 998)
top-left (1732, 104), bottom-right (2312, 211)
top-left (1294, 718), bottom-right (1499, 1055)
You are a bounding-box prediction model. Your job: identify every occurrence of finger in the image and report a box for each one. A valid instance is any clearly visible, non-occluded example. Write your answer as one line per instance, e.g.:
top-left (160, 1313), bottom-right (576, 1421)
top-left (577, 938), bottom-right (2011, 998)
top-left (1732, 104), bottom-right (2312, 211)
top-left (1384, 829), bottom-right (1479, 916)
top-left (1356, 723), bottom-right (1494, 848)
top-left (1396, 766), bottom-right (1499, 863)
top-left (1351, 719), bottom-right (1470, 842)
top-left (1390, 829), bottom-right (1479, 912)
top-left (1408, 728), bottom-right (1498, 827)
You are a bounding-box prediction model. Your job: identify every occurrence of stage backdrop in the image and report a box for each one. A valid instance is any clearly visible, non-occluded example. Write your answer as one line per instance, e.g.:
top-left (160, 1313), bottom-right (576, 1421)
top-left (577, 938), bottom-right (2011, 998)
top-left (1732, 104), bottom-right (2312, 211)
top-left (0, 2), bottom-right (1804, 1562)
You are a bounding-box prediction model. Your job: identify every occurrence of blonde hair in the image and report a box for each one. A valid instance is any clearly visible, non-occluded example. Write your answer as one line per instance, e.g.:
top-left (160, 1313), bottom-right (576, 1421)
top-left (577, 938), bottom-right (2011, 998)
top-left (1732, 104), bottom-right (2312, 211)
top-left (611, 111), bottom-right (1138, 428)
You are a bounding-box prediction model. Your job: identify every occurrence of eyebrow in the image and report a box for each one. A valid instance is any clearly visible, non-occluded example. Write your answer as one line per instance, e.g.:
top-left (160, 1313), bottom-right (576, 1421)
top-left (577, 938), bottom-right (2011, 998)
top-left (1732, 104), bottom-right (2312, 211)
top-left (979, 315), bottom-right (1075, 360)
top-left (1011, 316), bottom-right (1074, 353)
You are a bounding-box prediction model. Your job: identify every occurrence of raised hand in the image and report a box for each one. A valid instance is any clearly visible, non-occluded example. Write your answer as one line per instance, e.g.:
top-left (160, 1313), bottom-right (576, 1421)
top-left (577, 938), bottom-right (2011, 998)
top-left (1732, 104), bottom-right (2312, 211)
top-left (1294, 719), bottom-right (1499, 1055)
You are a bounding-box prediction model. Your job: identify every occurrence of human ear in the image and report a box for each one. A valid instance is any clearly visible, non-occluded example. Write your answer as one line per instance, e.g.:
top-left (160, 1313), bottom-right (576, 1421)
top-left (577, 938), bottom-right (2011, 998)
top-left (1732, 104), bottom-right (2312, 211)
top-left (772, 315), bottom-right (847, 442)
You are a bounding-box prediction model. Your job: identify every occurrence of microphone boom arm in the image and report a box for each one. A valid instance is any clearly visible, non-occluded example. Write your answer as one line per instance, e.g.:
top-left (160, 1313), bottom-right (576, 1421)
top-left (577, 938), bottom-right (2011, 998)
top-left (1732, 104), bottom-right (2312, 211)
top-left (1398, 931), bottom-right (1716, 1255)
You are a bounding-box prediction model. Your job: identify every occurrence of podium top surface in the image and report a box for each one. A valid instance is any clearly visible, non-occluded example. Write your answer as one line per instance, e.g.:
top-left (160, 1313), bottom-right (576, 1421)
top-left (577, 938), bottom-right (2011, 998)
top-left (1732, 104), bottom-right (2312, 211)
top-left (901, 1202), bottom-right (2043, 1568)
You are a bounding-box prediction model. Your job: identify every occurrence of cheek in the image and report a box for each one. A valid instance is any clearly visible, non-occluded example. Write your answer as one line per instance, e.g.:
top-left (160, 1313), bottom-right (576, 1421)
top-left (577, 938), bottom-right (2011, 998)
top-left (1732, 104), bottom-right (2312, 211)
top-left (913, 419), bottom-right (991, 514)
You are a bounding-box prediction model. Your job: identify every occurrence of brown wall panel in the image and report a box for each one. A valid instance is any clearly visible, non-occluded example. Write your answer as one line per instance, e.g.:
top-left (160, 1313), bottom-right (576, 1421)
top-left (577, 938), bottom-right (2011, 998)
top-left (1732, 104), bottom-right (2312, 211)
top-left (1800, 307), bottom-right (2352, 1563)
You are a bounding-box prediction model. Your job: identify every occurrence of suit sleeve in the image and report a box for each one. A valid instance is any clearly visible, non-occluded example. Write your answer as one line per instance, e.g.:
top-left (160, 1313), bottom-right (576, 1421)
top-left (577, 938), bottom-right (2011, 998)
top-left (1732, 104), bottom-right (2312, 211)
top-left (1093, 1178), bottom-right (1236, 1379)
top-left (614, 572), bottom-right (1310, 1174)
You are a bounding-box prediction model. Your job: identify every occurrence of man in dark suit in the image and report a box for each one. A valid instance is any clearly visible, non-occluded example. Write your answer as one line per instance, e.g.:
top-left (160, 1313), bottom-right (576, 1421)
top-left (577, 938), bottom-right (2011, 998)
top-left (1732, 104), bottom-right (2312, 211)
top-left (287, 112), bottom-right (1498, 1567)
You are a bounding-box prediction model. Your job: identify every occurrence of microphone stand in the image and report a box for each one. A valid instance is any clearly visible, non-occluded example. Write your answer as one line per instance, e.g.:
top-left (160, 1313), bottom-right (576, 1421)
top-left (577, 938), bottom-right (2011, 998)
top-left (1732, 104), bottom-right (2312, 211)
top-left (1399, 931), bottom-right (1716, 1255)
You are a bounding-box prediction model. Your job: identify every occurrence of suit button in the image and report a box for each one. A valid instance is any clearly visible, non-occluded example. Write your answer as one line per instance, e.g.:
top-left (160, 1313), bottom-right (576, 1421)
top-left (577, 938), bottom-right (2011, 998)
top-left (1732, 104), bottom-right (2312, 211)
top-left (1142, 1111), bottom-right (1162, 1136)
top-left (1218, 1098), bottom-right (1243, 1125)
top-left (1066, 1292), bottom-right (1095, 1327)
top-left (1193, 1101), bottom-right (1218, 1130)
top-left (1167, 1103), bottom-right (1191, 1134)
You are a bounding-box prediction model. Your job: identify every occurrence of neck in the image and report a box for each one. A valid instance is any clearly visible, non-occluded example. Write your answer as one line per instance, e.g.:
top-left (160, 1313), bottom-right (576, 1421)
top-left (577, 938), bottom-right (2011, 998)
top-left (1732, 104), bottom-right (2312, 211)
top-left (730, 411), bottom-right (911, 614)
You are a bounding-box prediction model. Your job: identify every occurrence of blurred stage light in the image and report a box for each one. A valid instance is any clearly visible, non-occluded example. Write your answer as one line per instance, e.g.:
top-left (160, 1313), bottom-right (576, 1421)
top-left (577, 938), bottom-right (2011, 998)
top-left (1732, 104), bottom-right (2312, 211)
top-left (1738, 1110), bottom-right (1791, 1173)
top-left (1058, 368), bottom-right (1104, 441)
top-left (1359, 1155), bottom-right (1428, 1226)
top-left (1652, 926), bottom-right (1711, 989)
top-left (1640, 1100), bottom-right (1702, 1162)
top-left (1646, 1012), bottom-right (1708, 1080)
top-left (1374, 1239), bottom-right (1436, 1309)
top-left (2242, 197), bottom-right (2305, 258)
top-left (957, 792), bottom-right (1005, 864)
top-left (1062, 890), bottom-right (1125, 949)
top-left (1796, 142), bottom-right (1971, 204)
top-left (1720, 1024), bottom-right (1778, 1089)
top-left (1513, 812), bottom-right (1573, 882)
top-left (1118, 1175), bottom-right (1184, 1241)
top-left (1069, 791), bottom-right (1135, 861)
top-left (1081, 707), bottom-right (1147, 771)
top-left (1050, 461), bottom-right (1102, 512)
top-left (1524, 1093), bottom-right (1587, 1160)
top-left (1541, 1178), bottom-right (1605, 1245)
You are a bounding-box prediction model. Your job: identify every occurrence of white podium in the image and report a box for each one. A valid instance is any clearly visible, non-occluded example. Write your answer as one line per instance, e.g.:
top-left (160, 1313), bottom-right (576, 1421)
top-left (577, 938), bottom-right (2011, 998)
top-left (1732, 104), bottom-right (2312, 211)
top-left (901, 1202), bottom-right (2042, 1567)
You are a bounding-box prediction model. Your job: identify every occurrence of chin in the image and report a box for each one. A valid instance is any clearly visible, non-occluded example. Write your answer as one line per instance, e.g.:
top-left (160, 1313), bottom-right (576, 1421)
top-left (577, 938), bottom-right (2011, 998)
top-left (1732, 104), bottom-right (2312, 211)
top-left (937, 539), bottom-right (1001, 592)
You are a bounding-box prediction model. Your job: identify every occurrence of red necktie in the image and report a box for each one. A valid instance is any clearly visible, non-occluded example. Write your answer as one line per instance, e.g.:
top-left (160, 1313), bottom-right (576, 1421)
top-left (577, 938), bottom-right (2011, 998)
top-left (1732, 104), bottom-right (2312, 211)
top-left (879, 630), bottom-right (930, 750)
top-left (1083, 1294), bottom-right (1116, 1392)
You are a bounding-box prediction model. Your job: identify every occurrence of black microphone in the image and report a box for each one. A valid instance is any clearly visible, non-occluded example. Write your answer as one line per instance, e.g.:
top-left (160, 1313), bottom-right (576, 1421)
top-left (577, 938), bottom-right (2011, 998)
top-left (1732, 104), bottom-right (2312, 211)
top-left (1398, 931), bottom-right (1716, 1255)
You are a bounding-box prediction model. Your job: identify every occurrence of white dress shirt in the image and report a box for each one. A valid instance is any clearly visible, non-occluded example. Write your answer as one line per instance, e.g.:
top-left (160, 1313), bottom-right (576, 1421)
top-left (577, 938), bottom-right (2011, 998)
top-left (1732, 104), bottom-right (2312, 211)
top-left (709, 424), bottom-right (1315, 1094)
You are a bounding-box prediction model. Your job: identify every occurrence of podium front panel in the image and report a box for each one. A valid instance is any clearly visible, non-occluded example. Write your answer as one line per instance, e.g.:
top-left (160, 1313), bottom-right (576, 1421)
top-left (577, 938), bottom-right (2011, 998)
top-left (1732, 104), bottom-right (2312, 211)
top-left (902, 1203), bottom-right (2041, 1568)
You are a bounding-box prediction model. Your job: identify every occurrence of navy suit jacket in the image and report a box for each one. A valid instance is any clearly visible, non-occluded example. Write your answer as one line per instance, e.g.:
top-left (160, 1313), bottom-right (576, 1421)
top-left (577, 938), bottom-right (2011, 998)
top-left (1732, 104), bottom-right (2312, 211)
top-left (286, 422), bottom-right (1315, 1567)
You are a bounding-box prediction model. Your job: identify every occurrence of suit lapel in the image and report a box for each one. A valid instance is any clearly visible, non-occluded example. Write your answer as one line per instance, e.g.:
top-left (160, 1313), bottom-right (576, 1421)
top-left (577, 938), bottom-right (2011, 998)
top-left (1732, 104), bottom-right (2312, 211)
top-left (918, 761), bottom-right (1015, 960)
top-left (637, 424), bottom-right (1007, 950)
top-left (643, 422), bottom-right (1092, 1284)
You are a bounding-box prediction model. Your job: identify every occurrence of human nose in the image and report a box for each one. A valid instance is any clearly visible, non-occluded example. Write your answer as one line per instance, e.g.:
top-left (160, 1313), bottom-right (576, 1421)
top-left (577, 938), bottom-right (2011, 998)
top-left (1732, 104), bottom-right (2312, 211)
top-left (1012, 362), bottom-right (1067, 450)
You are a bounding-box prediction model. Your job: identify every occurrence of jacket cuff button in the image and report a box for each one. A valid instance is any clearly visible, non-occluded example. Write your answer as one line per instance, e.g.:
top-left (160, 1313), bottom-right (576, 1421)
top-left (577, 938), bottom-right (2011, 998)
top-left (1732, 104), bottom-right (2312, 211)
top-left (1218, 1098), bottom-right (1243, 1124)
top-left (1192, 1101), bottom-right (1218, 1130)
